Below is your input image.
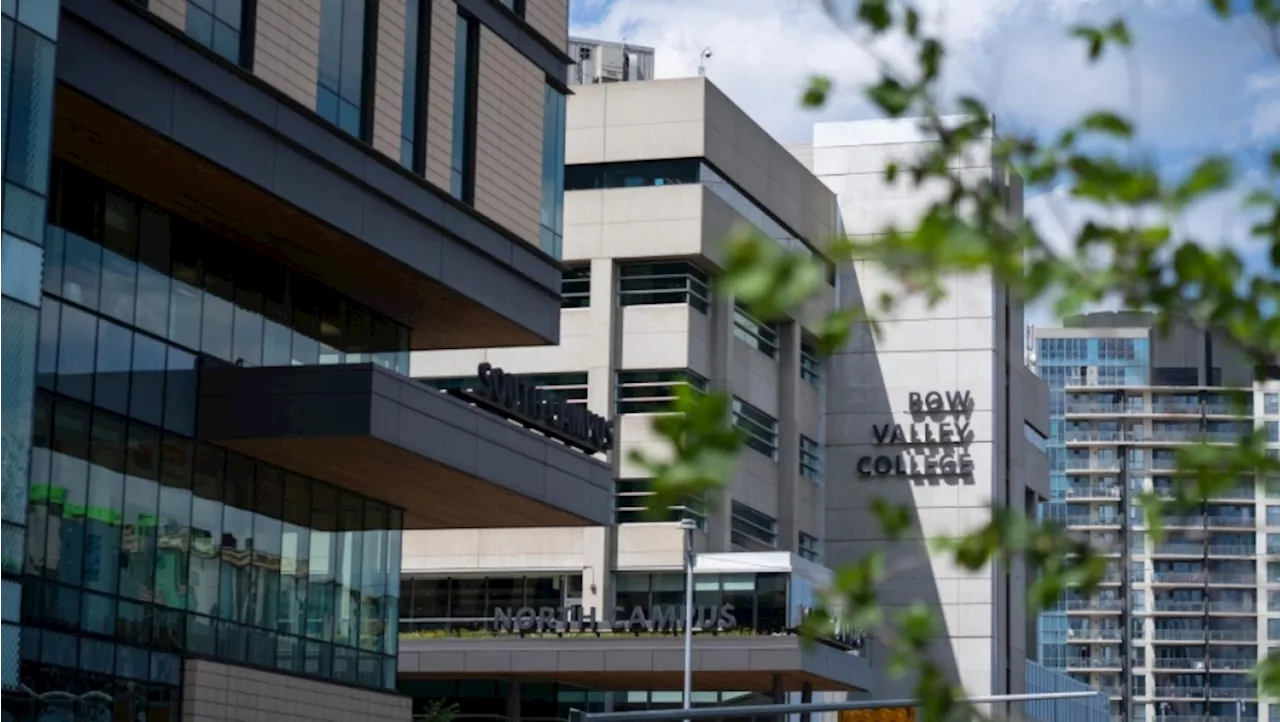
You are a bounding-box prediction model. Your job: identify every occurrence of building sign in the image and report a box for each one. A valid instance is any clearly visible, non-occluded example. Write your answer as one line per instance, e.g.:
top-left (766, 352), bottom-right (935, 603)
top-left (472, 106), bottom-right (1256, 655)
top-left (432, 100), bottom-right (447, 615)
top-left (492, 604), bottom-right (736, 633)
top-left (450, 363), bottom-right (614, 455)
top-left (857, 391), bottom-right (974, 478)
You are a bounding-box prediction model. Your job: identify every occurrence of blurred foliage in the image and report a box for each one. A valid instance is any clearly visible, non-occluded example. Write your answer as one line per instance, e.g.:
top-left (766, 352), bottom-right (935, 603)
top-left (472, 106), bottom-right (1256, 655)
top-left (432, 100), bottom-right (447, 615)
top-left (629, 0), bottom-right (1280, 719)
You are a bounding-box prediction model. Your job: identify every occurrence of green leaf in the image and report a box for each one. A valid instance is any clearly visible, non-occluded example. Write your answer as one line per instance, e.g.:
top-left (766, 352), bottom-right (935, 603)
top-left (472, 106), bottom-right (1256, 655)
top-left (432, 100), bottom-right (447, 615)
top-left (1069, 25), bottom-right (1105, 61)
top-left (1170, 156), bottom-right (1233, 208)
top-left (802, 74), bottom-right (833, 109)
top-left (1079, 111), bottom-right (1134, 138)
top-left (1105, 18), bottom-right (1132, 46)
top-left (867, 77), bottom-right (914, 117)
top-left (904, 7), bottom-right (920, 36)
top-left (1208, 0), bottom-right (1231, 16)
top-left (857, 0), bottom-right (893, 33)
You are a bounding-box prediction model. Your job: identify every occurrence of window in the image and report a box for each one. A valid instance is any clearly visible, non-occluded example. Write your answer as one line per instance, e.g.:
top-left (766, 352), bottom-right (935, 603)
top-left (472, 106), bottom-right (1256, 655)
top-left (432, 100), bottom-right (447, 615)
top-left (800, 341), bottom-right (822, 387)
top-left (1268, 421), bottom-right (1280, 443)
top-left (731, 501), bottom-right (777, 549)
top-left (1024, 422), bottom-right (1049, 453)
top-left (614, 479), bottom-right (705, 528)
top-left (185, 0), bottom-right (252, 67)
top-left (540, 84), bottom-right (567, 257)
top-left (399, 0), bottom-right (430, 172)
top-left (733, 398), bottom-right (778, 460)
top-left (618, 261), bottom-right (710, 313)
top-left (498, 0), bottom-right (525, 16)
top-left (1268, 506), bottom-right (1280, 527)
top-left (800, 435), bottom-right (822, 483)
top-left (518, 373), bottom-right (588, 405)
top-left (561, 266), bottom-right (589, 309)
top-left (799, 532), bottom-right (819, 561)
top-left (1266, 393), bottom-right (1279, 415)
top-left (317, 0), bottom-right (372, 138)
top-left (733, 303), bottom-right (778, 359)
top-left (450, 11), bottom-right (480, 202)
top-left (615, 369), bottom-right (708, 414)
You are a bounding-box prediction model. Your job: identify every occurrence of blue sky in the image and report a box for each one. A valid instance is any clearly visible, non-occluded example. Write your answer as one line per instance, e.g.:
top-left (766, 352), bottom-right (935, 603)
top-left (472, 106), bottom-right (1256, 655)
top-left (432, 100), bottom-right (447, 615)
top-left (569, 0), bottom-right (1278, 323)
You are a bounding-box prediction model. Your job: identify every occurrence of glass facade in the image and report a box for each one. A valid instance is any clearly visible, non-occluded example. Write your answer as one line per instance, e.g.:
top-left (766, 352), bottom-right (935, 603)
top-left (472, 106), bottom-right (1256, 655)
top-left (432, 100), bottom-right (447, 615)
top-left (400, 0), bottom-right (426, 172)
top-left (400, 574), bottom-right (584, 633)
top-left (539, 84), bottom-right (567, 258)
top-left (450, 11), bottom-right (479, 203)
top-left (4, 160), bottom-right (408, 699)
top-left (1, 0), bottom-right (60, 700)
top-left (316, 0), bottom-right (369, 138)
top-left (185, 0), bottom-right (250, 67)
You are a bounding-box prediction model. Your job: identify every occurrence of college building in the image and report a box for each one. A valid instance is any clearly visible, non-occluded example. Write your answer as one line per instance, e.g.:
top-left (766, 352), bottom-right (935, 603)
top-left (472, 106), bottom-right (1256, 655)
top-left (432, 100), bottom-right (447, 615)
top-left (0, 0), bottom-right (605, 720)
top-left (403, 79), bottom-right (1078, 717)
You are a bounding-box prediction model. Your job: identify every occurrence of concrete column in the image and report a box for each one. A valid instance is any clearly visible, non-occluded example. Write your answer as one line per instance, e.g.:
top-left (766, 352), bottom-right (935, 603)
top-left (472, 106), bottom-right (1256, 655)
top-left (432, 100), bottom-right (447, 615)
top-left (776, 320), bottom-right (802, 553)
top-left (506, 677), bottom-right (522, 722)
top-left (705, 294), bottom-right (736, 551)
top-left (587, 257), bottom-right (618, 419)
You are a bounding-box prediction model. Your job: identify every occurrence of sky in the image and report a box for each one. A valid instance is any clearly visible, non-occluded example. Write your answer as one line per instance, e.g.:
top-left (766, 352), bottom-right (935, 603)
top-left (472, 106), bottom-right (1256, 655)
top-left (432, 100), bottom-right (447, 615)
top-left (569, 0), bottom-right (1279, 326)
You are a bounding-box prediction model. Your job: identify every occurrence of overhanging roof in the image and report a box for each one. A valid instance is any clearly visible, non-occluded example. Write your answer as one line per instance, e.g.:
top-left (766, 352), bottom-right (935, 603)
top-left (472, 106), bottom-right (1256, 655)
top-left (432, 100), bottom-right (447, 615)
top-left (397, 635), bottom-right (874, 692)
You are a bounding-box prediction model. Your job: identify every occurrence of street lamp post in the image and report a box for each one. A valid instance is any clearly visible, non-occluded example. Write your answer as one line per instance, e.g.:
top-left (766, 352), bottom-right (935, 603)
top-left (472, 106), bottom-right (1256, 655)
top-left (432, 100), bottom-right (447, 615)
top-left (680, 518), bottom-right (698, 719)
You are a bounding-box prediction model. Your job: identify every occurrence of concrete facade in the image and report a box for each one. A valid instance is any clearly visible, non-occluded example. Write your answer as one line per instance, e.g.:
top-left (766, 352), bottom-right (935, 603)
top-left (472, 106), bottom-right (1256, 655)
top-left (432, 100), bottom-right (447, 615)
top-left (182, 659), bottom-right (412, 722)
top-left (795, 118), bottom-right (1048, 707)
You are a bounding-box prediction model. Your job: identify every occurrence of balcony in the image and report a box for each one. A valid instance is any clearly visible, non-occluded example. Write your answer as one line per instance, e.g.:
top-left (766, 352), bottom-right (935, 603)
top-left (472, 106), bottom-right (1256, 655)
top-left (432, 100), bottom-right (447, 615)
top-left (1152, 543), bottom-right (1204, 556)
top-left (1066, 458), bottom-right (1123, 472)
top-left (1151, 600), bottom-right (1206, 613)
top-left (1165, 516), bottom-right (1207, 528)
top-left (1208, 630), bottom-right (1257, 643)
top-left (1065, 599), bottom-right (1124, 613)
top-left (1150, 658), bottom-right (1207, 670)
top-left (1065, 484), bottom-right (1123, 500)
top-left (1150, 571), bottom-right (1207, 584)
top-left (1207, 545), bottom-right (1256, 557)
top-left (1209, 487), bottom-right (1256, 501)
top-left (1064, 402), bottom-right (1127, 415)
top-left (1067, 628), bottom-right (1123, 643)
top-left (1208, 686), bottom-right (1257, 699)
top-left (1065, 513), bottom-right (1122, 527)
top-left (1151, 629), bottom-right (1206, 642)
top-left (1208, 657), bottom-right (1256, 671)
top-left (1206, 517), bottom-right (1256, 529)
top-left (1151, 401), bottom-right (1202, 414)
top-left (1066, 657), bottom-right (1123, 670)
top-left (1150, 685), bottom-right (1206, 698)
top-left (1208, 572), bottom-right (1256, 585)
top-left (1207, 601), bottom-right (1257, 614)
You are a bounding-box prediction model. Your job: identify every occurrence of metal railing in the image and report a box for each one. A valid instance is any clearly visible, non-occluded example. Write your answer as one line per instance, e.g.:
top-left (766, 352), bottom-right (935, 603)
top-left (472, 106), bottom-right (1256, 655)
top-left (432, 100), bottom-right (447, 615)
top-left (565, 691), bottom-right (1107, 722)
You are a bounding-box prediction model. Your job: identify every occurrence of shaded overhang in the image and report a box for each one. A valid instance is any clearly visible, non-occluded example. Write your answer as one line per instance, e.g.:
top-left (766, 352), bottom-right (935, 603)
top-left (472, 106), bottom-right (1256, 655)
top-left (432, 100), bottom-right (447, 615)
top-left (197, 363), bottom-right (613, 529)
top-left (397, 636), bottom-right (873, 693)
top-left (54, 0), bottom-right (563, 351)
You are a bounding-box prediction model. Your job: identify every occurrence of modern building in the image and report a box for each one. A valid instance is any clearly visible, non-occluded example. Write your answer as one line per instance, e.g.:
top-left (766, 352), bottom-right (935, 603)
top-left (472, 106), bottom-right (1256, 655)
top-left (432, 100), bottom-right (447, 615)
top-left (1032, 312), bottom-right (1280, 721)
top-left (0, 1), bottom-right (610, 720)
top-left (402, 76), bottom-right (871, 716)
top-left (791, 118), bottom-right (1050, 711)
top-left (567, 36), bottom-right (655, 85)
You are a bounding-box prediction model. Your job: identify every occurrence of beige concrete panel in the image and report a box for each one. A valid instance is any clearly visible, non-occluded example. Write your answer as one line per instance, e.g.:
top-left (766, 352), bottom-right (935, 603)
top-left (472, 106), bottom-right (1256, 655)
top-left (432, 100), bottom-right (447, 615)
top-left (616, 522), bottom-right (686, 569)
top-left (566, 83), bottom-right (607, 130)
top-left (523, 0), bottom-right (568, 50)
top-left (602, 78), bottom-right (707, 127)
top-left (618, 305), bottom-right (695, 371)
top-left (182, 659), bottom-right (410, 721)
top-left (402, 527), bottom-right (596, 573)
top-left (254, 0), bottom-right (321, 109)
top-left (150, 0), bottom-right (185, 30)
top-left (617, 413), bottom-right (671, 478)
top-left (729, 337), bottom-right (780, 417)
top-left (424, 0), bottom-right (456, 190)
top-left (372, 0), bottom-right (408, 160)
top-left (731, 455), bottom-right (780, 519)
top-left (797, 380), bottom-right (821, 441)
top-left (474, 26), bottom-right (544, 246)
top-left (603, 121), bottom-right (705, 163)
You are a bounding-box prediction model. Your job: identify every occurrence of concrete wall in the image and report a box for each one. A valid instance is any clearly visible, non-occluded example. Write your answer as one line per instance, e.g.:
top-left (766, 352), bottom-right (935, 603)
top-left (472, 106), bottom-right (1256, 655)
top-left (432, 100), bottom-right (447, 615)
top-left (372, 0), bottom-right (408, 158)
top-left (809, 117), bottom-right (1041, 705)
top-left (182, 659), bottom-right (411, 722)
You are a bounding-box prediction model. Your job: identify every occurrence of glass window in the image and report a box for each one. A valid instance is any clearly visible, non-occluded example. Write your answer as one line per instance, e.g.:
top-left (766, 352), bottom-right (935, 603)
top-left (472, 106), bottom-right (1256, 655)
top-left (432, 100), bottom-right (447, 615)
top-left (93, 318), bottom-right (132, 416)
top-left (57, 303), bottom-right (98, 403)
top-left (733, 303), bottom-right (778, 359)
top-left (798, 533), bottom-right (819, 562)
top-left (250, 465), bottom-right (283, 632)
top-left (2, 233), bottom-right (43, 306)
top-left (540, 84), bottom-right (567, 257)
top-left (307, 482), bottom-right (337, 643)
top-left (733, 398), bottom-right (778, 460)
top-left (135, 206), bottom-right (171, 339)
top-left (219, 454), bottom-right (255, 625)
top-left (317, 0), bottom-right (369, 138)
top-left (85, 410), bottom-right (128, 597)
top-left (618, 261), bottom-right (710, 313)
top-left (730, 501), bottom-right (777, 549)
top-left (1265, 393), bottom-right (1279, 415)
top-left (129, 334), bottom-right (166, 428)
top-left (62, 231), bottom-right (102, 311)
top-left (1267, 421), bottom-right (1279, 443)
top-left (50, 399), bottom-right (93, 587)
top-left (156, 435), bottom-right (193, 611)
top-left (800, 341), bottom-right (822, 387)
top-left (800, 435), bottom-right (823, 483)
top-left (120, 421), bottom-right (160, 602)
top-left (400, 0), bottom-right (427, 171)
top-left (163, 346), bottom-right (197, 437)
top-left (200, 253), bottom-right (234, 362)
top-left (613, 478), bottom-right (706, 528)
top-left (333, 491), bottom-right (364, 653)
top-left (279, 473), bottom-right (311, 639)
top-left (185, 0), bottom-right (249, 67)
top-left (561, 265), bottom-right (590, 308)
top-left (5, 23), bottom-right (56, 197)
top-left (450, 11), bottom-right (478, 202)
top-left (615, 369), bottom-right (708, 414)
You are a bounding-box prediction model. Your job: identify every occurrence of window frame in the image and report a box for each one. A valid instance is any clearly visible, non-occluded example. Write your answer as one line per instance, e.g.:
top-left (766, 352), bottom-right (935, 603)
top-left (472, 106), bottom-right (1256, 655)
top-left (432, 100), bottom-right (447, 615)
top-left (400, 0), bottom-right (432, 173)
top-left (730, 501), bottom-right (777, 549)
top-left (450, 10), bottom-right (481, 204)
top-left (733, 302), bottom-right (779, 359)
top-left (798, 532), bottom-right (819, 561)
top-left (614, 478), bottom-right (706, 529)
top-left (733, 397), bottom-right (778, 460)
top-left (561, 265), bottom-right (590, 309)
top-left (615, 369), bottom-right (709, 415)
top-left (800, 341), bottom-right (822, 387)
top-left (800, 435), bottom-right (822, 484)
top-left (617, 261), bottom-right (711, 314)
top-left (183, 0), bottom-right (257, 70)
